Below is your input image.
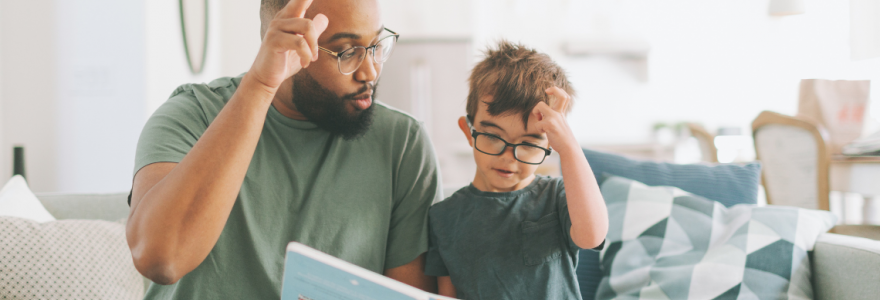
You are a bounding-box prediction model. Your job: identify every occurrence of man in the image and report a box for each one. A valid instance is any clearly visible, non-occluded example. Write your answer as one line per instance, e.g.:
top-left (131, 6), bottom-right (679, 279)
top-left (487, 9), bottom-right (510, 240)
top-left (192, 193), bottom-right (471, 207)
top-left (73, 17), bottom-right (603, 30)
top-left (125, 0), bottom-right (440, 298)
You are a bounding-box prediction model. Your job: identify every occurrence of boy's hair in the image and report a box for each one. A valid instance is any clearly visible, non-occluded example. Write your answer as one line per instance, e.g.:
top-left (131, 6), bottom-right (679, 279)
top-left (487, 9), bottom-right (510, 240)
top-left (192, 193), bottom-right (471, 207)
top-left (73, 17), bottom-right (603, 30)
top-left (467, 40), bottom-right (575, 128)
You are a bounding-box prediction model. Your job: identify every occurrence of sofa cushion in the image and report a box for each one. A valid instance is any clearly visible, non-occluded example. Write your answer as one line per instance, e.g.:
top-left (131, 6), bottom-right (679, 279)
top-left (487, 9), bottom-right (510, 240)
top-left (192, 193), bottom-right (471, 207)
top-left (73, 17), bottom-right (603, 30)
top-left (0, 175), bottom-right (55, 222)
top-left (812, 233), bottom-right (880, 300)
top-left (582, 148), bottom-right (762, 207)
top-left (578, 149), bottom-right (762, 300)
top-left (0, 216), bottom-right (144, 299)
top-left (595, 176), bottom-right (834, 300)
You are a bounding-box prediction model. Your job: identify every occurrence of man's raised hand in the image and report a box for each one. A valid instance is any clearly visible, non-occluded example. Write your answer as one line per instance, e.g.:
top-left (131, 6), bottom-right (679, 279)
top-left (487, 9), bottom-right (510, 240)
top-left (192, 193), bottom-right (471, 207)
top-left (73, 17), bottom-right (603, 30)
top-left (249, 0), bottom-right (329, 91)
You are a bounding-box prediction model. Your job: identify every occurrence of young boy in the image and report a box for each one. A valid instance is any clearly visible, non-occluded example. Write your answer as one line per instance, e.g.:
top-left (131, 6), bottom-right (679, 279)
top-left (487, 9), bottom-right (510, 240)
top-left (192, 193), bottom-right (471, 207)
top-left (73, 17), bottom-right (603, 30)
top-left (424, 41), bottom-right (609, 299)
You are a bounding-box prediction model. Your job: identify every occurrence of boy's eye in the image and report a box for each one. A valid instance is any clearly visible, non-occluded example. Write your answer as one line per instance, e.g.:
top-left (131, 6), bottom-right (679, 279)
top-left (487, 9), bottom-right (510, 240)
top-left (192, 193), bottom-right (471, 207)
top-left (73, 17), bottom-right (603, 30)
top-left (484, 134), bottom-right (503, 142)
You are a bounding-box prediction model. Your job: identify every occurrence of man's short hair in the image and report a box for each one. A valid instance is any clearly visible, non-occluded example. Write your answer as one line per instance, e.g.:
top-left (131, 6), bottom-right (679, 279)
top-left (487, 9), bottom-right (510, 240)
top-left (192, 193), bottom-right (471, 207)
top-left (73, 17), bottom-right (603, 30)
top-left (260, 0), bottom-right (289, 37)
top-left (261, 0), bottom-right (287, 14)
top-left (467, 40), bottom-right (575, 128)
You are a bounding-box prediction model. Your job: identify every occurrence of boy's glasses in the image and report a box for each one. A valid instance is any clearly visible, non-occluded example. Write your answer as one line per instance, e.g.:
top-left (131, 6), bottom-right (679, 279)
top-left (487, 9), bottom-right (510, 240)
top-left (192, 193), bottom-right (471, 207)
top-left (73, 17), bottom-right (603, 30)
top-left (318, 28), bottom-right (399, 75)
top-left (467, 118), bottom-right (552, 165)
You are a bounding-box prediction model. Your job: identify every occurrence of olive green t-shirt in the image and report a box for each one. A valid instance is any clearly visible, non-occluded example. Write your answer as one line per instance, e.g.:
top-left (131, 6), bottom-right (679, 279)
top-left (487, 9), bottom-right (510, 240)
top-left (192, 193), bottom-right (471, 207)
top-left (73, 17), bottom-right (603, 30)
top-left (133, 75), bottom-right (441, 299)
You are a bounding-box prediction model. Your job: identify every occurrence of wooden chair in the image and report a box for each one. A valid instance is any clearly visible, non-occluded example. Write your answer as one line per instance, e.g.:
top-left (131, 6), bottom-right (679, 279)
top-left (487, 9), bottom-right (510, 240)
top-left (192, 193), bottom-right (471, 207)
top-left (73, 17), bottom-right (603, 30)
top-left (685, 123), bottom-right (718, 163)
top-left (752, 111), bottom-right (831, 210)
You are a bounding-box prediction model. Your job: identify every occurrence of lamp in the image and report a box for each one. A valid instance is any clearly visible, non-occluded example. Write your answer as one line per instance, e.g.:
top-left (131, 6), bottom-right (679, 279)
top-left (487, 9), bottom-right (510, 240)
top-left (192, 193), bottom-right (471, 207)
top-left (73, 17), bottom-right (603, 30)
top-left (768, 0), bottom-right (805, 16)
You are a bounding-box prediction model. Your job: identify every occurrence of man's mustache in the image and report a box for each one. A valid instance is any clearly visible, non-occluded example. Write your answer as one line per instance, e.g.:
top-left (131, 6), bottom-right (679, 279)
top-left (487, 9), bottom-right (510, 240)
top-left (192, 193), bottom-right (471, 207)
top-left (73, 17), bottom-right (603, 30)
top-left (341, 83), bottom-right (374, 101)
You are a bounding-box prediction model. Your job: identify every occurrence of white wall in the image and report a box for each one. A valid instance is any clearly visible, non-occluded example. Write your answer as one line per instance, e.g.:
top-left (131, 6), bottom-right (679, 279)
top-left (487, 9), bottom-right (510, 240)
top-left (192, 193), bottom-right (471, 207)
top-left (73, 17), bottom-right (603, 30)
top-left (0, 1), bottom-right (60, 192)
top-left (0, 1), bottom-right (3, 179)
top-left (0, 0), bottom-right (225, 193)
top-left (53, 0), bottom-right (147, 193)
top-left (144, 0), bottom-right (223, 116)
top-left (381, 0), bottom-right (880, 145)
top-left (218, 0), bottom-right (261, 77)
top-left (1, 0), bottom-right (876, 192)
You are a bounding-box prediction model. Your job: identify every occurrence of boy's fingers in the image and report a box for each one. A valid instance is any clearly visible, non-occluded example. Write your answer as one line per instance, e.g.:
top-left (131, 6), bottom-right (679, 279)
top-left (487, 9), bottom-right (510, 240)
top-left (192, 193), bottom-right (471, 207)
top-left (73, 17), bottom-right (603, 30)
top-left (531, 101), bottom-right (554, 122)
top-left (545, 87), bottom-right (570, 113)
top-left (279, 0), bottom-right (314, 18)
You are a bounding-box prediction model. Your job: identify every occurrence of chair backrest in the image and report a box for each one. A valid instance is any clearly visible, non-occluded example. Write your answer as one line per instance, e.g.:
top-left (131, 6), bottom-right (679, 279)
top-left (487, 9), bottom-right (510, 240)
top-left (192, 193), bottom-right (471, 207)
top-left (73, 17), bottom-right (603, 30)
top-left (686, 123), bottom-right (718, 163)
top-left (752, 111), bottom-right (831, 210)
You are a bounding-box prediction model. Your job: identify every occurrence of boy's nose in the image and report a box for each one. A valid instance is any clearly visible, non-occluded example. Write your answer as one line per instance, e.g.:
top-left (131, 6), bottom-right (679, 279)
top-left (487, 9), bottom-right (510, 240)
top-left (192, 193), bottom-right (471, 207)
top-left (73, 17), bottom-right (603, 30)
top-left (500, 146), bottom-right (516, 162)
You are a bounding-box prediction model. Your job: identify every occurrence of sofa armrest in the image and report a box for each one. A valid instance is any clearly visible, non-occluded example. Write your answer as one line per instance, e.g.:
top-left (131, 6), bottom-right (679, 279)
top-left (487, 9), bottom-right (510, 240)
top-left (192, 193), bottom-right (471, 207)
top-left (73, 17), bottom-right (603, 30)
top-left (36, 192), bottom-right (130, 221)
top-left (812, 233), bottom-right (880, 300)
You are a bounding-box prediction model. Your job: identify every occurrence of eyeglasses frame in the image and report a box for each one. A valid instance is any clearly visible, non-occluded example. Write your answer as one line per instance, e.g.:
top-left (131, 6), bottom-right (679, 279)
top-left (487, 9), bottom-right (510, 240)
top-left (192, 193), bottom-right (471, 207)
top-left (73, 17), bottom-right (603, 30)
top-left (317, 28), bottom-right (400, 75)
top-left (466, 117), bottom-right (552, 165)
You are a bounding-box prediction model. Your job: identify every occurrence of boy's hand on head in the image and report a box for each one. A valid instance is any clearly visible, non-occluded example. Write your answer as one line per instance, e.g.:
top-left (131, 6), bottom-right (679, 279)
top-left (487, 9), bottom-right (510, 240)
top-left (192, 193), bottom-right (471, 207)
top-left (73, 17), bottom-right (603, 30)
top-left (531, 87), bottom-right (579, 154)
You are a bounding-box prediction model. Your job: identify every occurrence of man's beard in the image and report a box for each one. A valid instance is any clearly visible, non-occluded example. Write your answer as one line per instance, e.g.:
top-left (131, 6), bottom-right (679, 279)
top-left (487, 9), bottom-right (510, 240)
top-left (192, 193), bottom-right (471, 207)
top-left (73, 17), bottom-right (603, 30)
top-left (291, 71), bottom-right (376, 140)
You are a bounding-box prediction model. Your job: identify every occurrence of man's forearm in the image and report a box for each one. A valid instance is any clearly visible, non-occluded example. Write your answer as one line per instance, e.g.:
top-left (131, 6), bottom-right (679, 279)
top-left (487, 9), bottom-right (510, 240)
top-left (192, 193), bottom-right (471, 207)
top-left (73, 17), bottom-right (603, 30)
top-left (384, 254), bottom-right (437, 293)
top-left (126, 74), bottom-right (277, 284)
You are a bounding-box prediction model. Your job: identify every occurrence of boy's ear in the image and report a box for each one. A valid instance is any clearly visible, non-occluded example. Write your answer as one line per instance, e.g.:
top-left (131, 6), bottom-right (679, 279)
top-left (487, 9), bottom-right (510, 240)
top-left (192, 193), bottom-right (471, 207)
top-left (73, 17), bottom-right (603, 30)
top-left (458, 116), bottom-right (474, 147)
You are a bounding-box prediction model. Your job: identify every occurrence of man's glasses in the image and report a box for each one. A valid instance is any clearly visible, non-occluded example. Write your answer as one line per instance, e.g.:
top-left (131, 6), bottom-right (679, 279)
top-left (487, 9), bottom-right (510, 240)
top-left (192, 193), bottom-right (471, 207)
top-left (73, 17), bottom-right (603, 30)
top-left (318, 28), bottom-right (399, 75)
top-left (467, 118), bottom-right (552, 165)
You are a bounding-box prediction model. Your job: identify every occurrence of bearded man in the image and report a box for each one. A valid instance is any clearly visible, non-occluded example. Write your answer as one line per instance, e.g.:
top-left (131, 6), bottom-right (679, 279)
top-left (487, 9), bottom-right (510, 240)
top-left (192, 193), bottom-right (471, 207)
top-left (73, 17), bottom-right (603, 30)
top-left (125, 0), bottom-right (440, 298)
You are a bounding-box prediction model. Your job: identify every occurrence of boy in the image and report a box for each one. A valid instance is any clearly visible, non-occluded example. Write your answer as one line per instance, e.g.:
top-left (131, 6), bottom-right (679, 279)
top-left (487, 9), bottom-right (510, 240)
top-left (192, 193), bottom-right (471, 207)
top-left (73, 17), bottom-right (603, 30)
top-left (425, 41), bottom-right (609, 299)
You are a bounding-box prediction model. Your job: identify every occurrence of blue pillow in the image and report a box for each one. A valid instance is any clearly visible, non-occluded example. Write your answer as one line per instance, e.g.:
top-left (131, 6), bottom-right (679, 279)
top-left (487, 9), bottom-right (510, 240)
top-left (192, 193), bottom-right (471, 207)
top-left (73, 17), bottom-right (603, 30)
top-left (577, 148), bottom-right (762, 300)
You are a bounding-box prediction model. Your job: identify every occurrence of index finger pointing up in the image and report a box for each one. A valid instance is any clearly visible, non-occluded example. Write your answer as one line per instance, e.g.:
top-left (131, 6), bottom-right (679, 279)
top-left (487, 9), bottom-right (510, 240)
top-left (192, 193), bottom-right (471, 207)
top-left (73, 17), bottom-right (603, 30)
top-left (279, 0), bottom-right (314, 18)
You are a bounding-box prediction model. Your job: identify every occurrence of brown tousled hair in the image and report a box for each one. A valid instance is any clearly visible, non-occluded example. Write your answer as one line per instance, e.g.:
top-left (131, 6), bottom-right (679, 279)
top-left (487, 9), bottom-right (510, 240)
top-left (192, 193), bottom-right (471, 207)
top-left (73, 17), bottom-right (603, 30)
top-left (467, 40), bottom-right (575, 128)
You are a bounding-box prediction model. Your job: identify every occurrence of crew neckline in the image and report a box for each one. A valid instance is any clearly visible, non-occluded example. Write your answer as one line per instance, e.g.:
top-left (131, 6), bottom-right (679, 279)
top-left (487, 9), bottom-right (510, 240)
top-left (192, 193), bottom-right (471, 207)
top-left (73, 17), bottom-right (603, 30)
top-left (267, 103), bottom-right (319, 129)
top-left (465, 175), bottom-right (548, 199)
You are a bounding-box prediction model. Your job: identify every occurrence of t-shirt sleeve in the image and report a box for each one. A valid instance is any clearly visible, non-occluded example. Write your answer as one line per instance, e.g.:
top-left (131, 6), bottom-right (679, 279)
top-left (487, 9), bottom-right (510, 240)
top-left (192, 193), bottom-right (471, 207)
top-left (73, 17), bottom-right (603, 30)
top-left (424, 217), bottom-right (449, 276)
top-left (556, 178), bottom-right (604, 251)
top-left (133, 88), bottom-right (209, 177)
top-left (384, 122), bottom-right (443, 270)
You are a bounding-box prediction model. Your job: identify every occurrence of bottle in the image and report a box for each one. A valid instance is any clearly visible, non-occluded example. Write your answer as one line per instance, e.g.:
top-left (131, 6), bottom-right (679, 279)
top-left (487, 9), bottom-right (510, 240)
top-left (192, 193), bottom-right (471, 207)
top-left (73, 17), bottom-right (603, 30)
top-left (13, 146), bottom-right (25, 179)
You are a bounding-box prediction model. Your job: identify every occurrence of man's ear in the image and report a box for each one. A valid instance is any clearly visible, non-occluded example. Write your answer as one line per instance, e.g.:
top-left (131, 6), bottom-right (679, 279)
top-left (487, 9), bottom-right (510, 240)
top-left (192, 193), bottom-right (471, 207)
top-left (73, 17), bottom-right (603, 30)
top-left (458, 116), bottom-right (474, 147)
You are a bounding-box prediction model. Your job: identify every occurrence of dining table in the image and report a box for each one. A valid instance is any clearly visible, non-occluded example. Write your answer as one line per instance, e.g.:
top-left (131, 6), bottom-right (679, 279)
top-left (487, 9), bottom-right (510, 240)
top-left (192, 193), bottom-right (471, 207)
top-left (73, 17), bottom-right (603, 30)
top-left (830, 155), bottom-right (880, 224)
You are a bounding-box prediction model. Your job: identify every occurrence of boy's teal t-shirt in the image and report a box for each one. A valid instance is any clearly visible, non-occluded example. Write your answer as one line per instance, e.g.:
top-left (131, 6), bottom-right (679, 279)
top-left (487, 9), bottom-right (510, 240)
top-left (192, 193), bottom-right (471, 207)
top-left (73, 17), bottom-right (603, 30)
top-left (425, 175), bottom-right (601, 300)
top-left (133, 75), bottom-right (442, 300)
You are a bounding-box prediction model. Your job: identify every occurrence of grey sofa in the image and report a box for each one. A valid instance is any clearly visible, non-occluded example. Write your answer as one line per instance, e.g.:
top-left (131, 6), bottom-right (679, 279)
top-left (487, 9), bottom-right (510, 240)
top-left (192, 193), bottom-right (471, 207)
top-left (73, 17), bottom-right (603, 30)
top-left (35, 192), bottom-right (152, 296)
top-left (36, 192), bottom-right (880, 300)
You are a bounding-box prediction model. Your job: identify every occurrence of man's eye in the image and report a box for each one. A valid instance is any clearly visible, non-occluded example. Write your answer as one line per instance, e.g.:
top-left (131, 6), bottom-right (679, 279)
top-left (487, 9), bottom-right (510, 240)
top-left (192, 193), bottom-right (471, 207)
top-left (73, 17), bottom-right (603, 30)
top-left (340, 50), bottom-right (358, 60)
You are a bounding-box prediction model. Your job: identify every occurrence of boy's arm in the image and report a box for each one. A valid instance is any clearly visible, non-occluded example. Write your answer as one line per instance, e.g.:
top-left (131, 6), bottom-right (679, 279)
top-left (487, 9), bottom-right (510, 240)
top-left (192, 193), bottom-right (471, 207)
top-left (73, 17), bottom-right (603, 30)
top-left (531, 87), bottom-right (609, 249)
top-left (437, 276), bottom-right (457, 297)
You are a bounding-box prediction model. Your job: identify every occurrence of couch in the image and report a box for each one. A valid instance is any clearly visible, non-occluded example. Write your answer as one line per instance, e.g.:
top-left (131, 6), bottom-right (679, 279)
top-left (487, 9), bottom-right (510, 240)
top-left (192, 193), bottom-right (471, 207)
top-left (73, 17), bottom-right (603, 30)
top-left (31, 190), bottom-right (880, 300)
top-left (34, 192), bottom-right (151, 297)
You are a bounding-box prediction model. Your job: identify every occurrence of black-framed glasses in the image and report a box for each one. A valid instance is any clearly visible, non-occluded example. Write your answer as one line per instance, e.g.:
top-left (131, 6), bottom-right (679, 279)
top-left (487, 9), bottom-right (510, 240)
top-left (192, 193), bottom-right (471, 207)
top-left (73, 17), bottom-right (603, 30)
top-left (318, 28), bottom-right (399, 75)
top-left (467, 118), bottom-right (552, 165)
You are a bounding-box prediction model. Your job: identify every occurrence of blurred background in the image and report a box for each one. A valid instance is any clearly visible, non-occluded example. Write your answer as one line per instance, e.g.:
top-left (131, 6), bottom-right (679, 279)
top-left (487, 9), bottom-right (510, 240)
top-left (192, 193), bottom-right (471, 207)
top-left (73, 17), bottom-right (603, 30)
top-left (1, 0), bottom-right (878, 195)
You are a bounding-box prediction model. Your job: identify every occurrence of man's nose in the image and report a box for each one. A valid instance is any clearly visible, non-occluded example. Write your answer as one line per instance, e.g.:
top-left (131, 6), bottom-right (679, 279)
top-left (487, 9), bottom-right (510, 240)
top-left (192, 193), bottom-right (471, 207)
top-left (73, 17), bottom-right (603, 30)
top-left (353, 52), bottom-right (379, 83)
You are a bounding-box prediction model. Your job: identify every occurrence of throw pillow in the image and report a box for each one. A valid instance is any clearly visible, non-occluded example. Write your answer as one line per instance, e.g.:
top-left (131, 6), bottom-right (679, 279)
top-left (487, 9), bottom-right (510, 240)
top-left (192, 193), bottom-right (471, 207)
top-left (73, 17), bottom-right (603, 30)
top-left (596, 176), bottom-right (835, 300)
top-left (582, 148), bottom-right (762, 207)
top-left (578, 148), bottom-right (762, 300)
top-left (0, 175), bottom-right (55, 222)
top-left (0, 217), bottom-right (144, 299)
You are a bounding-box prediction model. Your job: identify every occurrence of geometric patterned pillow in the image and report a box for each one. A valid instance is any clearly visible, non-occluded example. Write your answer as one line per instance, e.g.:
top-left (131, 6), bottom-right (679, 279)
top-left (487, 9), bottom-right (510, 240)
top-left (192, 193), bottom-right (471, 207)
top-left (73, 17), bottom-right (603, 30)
top-left (0, 217), bottom-right (144, 299)
top-left (579, 148), bottom-right (762, 300)
top-left (597, 176), bottom-right (836, 300)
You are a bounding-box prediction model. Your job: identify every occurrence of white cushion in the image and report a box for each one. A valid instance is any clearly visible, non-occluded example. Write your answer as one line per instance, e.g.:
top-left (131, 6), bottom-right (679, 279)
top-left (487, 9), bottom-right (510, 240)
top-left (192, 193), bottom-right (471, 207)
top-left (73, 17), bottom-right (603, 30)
top-left (0, 175), bottom-right (55, 222)
top-left (0, 217), bottom-right (144, 299)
